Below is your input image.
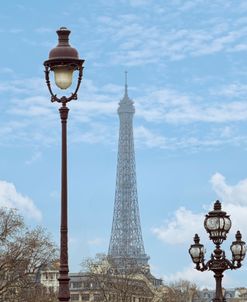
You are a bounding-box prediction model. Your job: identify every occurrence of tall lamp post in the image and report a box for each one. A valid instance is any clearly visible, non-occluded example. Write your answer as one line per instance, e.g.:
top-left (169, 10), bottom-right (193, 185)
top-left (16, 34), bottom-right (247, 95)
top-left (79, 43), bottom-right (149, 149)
top-left (189, 200), bottom-right (246, 302)
top-left (44, 27), bottom-right (84, 301)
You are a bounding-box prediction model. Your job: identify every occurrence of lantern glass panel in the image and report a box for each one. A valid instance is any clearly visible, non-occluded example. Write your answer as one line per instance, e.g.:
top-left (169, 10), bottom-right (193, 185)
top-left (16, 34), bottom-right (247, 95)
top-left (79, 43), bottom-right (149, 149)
top-left (231, 244), bottom-right (242, 260)
top-left (231, 243), bottom-right (246, 261)
top-left (223, 217), bottom-right (231, 232)
top-left (189, 246), bottom-right (204, 263)
top-left (242, 245), bottom-right (247, 258)
top-left (206, 217), bottom-right (219, 231)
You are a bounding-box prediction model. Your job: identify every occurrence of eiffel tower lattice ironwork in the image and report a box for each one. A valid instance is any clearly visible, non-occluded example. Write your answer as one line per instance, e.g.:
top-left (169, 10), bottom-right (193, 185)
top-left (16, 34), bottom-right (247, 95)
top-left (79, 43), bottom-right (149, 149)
top-left (108, 73), bottom-right (149, 269)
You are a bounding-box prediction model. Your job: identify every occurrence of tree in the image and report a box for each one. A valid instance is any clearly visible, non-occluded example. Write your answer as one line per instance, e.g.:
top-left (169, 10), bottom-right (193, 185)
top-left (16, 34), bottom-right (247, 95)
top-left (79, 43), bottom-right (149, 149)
top-left (81, 253), bottom-right (154, 302)
top-left (17, 284), bottom-right (57, 302)
top-left (166, 279), bottom-right (200, 302)
top-left (0, 207), bottom-right (58, 302)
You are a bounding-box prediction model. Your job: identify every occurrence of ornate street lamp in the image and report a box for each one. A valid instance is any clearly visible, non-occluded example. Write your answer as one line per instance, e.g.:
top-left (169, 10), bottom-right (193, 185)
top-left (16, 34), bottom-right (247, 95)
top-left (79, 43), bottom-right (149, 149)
top-left (189, 200), bottom-right (246, 302)
top-left (44, 27), bottom-right (84, 302)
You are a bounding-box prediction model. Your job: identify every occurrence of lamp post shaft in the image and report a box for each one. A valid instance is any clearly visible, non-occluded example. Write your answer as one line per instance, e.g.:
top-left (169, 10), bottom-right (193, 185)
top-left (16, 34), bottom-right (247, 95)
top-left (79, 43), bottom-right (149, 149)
top-left (44, 26), bottom-right (84, 302)
top-left (58, 103), bottom-right (70, 301)
top-left (213, 272), bottom-right (225, 302)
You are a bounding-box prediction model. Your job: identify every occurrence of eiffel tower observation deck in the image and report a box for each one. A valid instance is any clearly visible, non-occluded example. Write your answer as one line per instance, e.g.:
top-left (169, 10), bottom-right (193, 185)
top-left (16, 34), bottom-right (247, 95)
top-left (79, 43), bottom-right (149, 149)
top-left (108, 73), bottom-right (149, 270)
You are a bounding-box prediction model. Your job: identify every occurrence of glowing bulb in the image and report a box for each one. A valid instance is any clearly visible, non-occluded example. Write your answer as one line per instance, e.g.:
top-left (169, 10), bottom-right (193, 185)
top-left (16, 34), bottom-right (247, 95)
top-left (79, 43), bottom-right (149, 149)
top-left (54, 66), bottom-right (73, 89)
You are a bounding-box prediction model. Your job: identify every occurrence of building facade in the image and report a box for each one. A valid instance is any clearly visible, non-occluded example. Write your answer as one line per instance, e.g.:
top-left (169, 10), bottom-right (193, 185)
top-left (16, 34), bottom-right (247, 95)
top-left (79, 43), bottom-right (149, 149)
top-left (40, 269), bottom-right (164, 301)
top-left (193, 288), bottom-right (247, 301)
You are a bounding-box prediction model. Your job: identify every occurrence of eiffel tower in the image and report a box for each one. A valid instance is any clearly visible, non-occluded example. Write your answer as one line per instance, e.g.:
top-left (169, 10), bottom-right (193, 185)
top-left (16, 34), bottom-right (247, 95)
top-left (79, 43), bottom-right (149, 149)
top-left (108, 73), bottom-right (149, 270)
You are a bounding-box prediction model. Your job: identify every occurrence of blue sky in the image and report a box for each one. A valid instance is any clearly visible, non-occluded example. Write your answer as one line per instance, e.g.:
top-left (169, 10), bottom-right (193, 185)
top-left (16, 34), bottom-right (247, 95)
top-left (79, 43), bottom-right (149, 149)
top-left (2, 0), bottom-right (247, 289)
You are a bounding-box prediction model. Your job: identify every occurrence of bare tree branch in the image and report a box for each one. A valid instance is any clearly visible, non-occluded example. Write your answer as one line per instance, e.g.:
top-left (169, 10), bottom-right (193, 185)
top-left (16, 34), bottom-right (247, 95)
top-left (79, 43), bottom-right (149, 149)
top-left (81, 254), bottom-right (154, 302)
top-left (0, 207), bottom-right (58, 302)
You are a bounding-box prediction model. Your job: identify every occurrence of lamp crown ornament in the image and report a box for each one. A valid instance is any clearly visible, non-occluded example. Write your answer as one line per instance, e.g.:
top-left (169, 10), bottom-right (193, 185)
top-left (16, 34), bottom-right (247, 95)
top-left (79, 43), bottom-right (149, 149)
top-left (236, 230), bottom-right (242, 240)
top-left (214, 200), bottom-right (221, 210)
top-left (48, 27), bottom-right (80, 62)
top-left (194, 233), bottom-right (200, 244)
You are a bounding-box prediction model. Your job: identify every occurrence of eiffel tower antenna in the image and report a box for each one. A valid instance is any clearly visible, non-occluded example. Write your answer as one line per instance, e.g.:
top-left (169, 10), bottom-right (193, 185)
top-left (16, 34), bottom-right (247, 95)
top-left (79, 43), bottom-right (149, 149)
top-left (125, 70), bottom-right (128, 96)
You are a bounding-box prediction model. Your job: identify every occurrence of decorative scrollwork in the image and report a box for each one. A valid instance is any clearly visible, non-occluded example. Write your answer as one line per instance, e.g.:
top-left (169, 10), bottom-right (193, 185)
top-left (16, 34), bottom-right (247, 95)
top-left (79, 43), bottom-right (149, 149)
top-left (44, 65), bottom-right (83, 105)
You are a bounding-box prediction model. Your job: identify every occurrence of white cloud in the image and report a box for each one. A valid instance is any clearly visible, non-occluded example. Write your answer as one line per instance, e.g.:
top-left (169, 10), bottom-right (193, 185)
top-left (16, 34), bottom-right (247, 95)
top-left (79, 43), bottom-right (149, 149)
top-left (210, 173), bottom-right (247, 239)
top-left (3, 76), bottom-right (247, 151)
top-left (162, 264), bottom-right (232, 289)
top-left (71, 122), bottom-right (116, 145)
top-left (152, 207), bottom-right (204, 245)
top-left (9, 28), bottom-right (23, 34)
top-left (0, 180), bottom-right (42, 221)
top-left (135, 126), bottom-right (167, 148)
top-left (211, 83), bottom-right (247, 98)
top-left (223, 203), bottom-right (247, 240)
top-left (0, 77), bottom-right (46, 95)
top-left (97, 8), bottom-right (247, 66)
top-left (88, 238), bottom-right (106, 246)
top-left (137, 88), bottom-right (247, 124)
top-left (128, 0), bottom-right (151, 6)
top-left (153, 172), bottom-right (247, 288)
top-left (210, 173), bottom-right (247, 206)
top-left (9, 96), bottom-right (55, 117)
top-left (35, 27), bottom-right (52, 34)
top-left (134, 125), bottom-right (242, 151)
top-left (153, 173), bottom-right (247, 245)
top-left (0, 67), bottom-right (14, 74)
top-left (0, 77), bottom-right (117, 147)
top-left (50, 190), bottom-right (59, 201)
top-left (25, 151), bottom-right (42, 165)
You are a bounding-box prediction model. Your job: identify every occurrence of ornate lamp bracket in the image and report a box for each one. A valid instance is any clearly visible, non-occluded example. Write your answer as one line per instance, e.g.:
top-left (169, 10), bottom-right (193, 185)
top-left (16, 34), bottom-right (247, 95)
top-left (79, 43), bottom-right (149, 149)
top-left (44, 65), bottom-right (83, 105)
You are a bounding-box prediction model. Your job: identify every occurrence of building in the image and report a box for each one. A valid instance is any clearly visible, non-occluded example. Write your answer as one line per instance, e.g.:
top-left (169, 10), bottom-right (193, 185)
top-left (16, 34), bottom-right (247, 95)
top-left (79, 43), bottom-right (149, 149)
top-left (194, 288), bottom-right (247, 301)
top-left (39, 268), bottom-right (164, 301)
top-left (69, 272), bottom-right (155, 302)
top-left (39, 260), bottom-right (59, 295)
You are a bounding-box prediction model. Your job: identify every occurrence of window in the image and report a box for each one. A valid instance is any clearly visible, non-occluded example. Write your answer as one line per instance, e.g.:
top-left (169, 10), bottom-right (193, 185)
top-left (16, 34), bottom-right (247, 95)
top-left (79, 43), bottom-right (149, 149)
top-left (94, 294), bottom-right (104, 301)
top-left (81, 294), bottom-right (90, 301)
top-left (83, 281), bottom-right (91, 289)
top-left (72, 281), bottom-right (82, 289)
top-left (71, 294), bottom-right (79, 301)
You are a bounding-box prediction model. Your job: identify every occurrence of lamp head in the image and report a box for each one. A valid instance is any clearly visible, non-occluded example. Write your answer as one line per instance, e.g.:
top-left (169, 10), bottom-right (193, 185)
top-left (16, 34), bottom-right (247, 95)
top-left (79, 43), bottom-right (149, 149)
top-left (44, 27), bottom-right (84, 90)
top-left (204, 200), bottom-right (231, 245)
top-left (189, 234), bottom-right (205, 264)
top-left (231, 231), bottom-right (246, 263)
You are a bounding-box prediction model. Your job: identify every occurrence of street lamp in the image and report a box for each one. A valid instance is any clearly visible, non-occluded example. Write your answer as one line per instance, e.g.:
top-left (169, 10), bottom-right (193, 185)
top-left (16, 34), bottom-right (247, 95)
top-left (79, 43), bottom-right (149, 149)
top-left (44, 27), bottom-right (84, 302)
top-left (189, 200), bottom-right (246, 302)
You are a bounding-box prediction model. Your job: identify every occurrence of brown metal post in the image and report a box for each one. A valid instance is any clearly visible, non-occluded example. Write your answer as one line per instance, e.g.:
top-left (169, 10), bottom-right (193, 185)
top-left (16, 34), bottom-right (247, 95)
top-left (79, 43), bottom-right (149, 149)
top-left (44, 26), bottom-right (84, 302)
top-left (58, 102), bottom-right (70, 301)
top-left (213, 272), bottom-right (225, 302)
